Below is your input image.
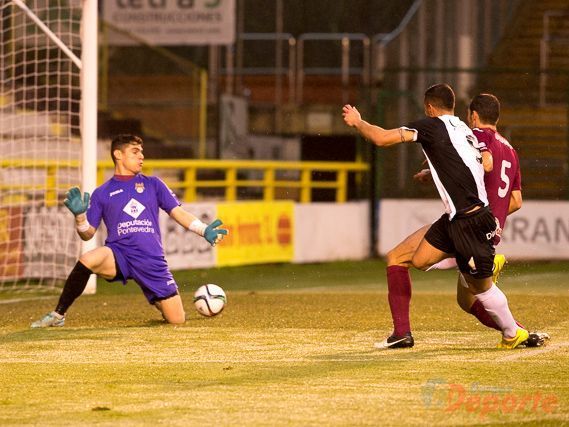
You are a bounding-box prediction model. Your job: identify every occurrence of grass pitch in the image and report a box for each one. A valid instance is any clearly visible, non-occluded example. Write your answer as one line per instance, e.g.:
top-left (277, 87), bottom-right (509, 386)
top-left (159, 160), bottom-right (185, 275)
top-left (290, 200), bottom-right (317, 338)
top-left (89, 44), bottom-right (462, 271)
top-left (1, 260), bottom-right (568, 426)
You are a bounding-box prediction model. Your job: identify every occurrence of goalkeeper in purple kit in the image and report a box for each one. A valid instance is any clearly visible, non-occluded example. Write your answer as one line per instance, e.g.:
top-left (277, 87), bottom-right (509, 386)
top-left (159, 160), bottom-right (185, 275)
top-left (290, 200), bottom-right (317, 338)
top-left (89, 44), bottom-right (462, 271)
top-left (31, 134), bottom-right (228, 327)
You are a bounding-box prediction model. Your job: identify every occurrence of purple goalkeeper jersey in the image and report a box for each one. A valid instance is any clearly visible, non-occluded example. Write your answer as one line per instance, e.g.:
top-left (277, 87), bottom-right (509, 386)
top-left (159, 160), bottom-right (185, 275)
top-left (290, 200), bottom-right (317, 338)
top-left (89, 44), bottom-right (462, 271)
top-left (474, 128), bottom-right (521, 244)
top-left (87, 174), bottom-right (181, 257)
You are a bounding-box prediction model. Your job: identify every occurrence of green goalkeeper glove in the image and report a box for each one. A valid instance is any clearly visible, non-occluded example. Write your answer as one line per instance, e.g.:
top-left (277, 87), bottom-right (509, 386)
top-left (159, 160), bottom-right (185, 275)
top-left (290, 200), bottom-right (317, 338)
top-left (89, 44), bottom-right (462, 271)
top-left (204, 219), bottom-right (228, 246)
top-left (64, 187), bottom-right (90, 216)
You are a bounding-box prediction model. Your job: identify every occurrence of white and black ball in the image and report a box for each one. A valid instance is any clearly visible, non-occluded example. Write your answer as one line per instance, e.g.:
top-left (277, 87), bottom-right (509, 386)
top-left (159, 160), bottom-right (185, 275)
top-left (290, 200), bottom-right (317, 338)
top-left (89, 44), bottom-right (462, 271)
top-left (193, 284), bottom-right (226, 317)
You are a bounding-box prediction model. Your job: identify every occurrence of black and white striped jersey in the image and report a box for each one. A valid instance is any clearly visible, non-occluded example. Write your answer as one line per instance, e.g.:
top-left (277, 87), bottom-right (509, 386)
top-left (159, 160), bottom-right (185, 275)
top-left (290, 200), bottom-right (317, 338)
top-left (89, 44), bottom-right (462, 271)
top-left (405, 115), bottom-right (488, 219)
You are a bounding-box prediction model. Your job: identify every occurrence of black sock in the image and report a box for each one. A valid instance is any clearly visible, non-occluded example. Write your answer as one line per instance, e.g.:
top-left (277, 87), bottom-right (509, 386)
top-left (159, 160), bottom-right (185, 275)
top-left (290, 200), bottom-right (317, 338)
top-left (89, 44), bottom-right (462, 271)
top-left (55, 261), bottom-right (93, 316)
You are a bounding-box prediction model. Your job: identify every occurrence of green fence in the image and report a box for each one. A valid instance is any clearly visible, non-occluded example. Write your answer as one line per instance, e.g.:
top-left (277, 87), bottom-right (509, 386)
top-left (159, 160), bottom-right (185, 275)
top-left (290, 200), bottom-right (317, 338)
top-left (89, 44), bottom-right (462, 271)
top-left (366, 68), bottom-right (569, 201)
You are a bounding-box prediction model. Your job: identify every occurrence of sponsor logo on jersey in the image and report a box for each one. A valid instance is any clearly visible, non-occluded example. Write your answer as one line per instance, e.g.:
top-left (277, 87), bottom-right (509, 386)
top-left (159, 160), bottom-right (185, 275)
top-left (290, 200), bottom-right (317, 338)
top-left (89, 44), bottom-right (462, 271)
top-left (123, 198), bottom-right (146, 219)
top-left (117, 218), bottom-right (155, 236)
top-left (109, 189), bottom-right (124, 197)
top-left (135, 182), bottom-right (145, 193)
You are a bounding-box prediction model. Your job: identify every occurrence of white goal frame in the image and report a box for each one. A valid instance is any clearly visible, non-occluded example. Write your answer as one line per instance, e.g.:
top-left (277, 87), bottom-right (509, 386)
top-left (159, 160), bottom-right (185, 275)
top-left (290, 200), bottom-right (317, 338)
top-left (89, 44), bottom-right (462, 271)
top-left (80, 0), bottom-right (98, 293)
top-left (9, 0), bottom-right (98, 293)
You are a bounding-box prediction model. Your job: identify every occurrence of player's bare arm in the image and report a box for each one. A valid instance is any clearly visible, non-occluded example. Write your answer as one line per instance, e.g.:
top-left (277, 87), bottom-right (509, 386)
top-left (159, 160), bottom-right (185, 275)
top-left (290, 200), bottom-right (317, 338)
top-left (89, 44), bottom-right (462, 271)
top-left (169, 205), bottom-right (200, 229)
top-left (481, 151), bottom-right (493, 173)
top-left (74, 213), bottom-right (96, 241)
top-left (508, 190), bottom-right (522, 214)
top-left (413, 168), bottom-right (432, 183)
top-left (342, 104), bottom-right (415, 147)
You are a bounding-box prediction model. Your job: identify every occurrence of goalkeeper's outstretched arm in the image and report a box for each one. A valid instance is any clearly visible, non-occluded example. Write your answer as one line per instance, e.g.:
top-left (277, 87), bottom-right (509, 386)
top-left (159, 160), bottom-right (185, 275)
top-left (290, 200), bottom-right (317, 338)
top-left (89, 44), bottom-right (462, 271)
top-left (169, 206), bottom-right (200, 230)
top-left (64, 187), bottom-right (96, 241)
top-left (170, 206), bottom-right (228, 246)
top-left (74, 213), bottom-right (96, 241)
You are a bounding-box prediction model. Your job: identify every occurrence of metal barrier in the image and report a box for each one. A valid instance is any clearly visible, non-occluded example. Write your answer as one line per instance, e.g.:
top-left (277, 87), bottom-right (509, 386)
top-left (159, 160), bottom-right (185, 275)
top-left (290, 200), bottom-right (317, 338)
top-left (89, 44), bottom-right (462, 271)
top-left (220, 0), bottom-right (519, 110)
top-left (296, 33), bottom-right (370, 105)
top-left (224, 31), bottom-right (371, 105)
top-left (0, 159), bottom-right (368, 205)
top-left (371, 0), bottom-right (422, 78)
top-left (231, 32), bottom-right (297, 104)
top-left (100, 22), bottom-right (208, 156)
top-left (0, 159), bottom-right (79, 207)
top-left (98, 159), bottom-right (368, 203)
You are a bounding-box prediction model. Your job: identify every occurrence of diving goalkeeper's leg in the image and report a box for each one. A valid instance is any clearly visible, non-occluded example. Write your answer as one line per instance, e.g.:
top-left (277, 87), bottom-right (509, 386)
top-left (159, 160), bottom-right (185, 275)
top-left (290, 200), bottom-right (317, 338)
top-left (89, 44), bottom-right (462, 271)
top-left (31, 247), bottom-right (116, 328)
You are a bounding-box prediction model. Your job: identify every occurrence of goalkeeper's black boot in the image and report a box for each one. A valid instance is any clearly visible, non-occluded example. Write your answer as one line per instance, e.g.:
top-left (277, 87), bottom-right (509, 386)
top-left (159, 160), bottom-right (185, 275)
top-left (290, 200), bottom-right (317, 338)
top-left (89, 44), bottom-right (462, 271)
top-left (374, 332), bottom-right (414, 349)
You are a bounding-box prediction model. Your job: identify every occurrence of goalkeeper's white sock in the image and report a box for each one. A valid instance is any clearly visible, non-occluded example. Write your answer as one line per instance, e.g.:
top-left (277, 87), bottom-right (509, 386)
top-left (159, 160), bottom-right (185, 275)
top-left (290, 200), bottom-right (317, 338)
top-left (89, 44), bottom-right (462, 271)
top-left (474, 284), bottom-right (519, 338)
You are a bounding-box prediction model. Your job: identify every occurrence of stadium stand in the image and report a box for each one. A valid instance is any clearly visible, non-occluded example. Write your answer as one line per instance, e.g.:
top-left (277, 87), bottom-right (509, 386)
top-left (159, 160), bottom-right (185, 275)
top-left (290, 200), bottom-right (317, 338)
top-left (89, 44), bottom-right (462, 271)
top-left (480, 0), bottom-right (569, 199)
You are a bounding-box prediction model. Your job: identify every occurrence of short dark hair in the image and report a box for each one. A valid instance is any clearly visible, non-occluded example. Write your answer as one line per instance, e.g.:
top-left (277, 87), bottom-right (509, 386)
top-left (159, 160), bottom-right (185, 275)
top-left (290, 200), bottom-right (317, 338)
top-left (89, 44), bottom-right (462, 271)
top-left (111, 134), bottom-right (143, 164)
top-left (424, 83), bottom-right (455, 111)
top-left (469, 93), bottom-right (500, 125)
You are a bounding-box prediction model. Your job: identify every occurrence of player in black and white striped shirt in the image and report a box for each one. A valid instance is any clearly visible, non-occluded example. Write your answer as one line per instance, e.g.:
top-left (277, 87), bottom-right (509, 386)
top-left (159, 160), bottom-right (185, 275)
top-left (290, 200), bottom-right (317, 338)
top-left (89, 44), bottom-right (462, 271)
top-left (343, 83), bottom-right (528, 349)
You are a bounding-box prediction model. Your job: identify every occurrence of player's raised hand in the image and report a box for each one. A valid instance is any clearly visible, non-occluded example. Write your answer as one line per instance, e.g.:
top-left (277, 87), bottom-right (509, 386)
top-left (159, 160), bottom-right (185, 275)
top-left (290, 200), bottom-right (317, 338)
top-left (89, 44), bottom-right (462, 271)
top-left (64, 187), bottom-right (90, 216)
top-left (342, 104), bottom-right (361, 127)
top-left (204, 219), bottom-right (228, 246)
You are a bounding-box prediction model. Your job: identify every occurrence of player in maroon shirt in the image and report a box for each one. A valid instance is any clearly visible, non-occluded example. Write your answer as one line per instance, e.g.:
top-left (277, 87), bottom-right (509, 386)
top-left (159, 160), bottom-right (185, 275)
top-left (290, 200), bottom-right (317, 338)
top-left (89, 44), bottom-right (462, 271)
top-left (456, 94), bottom-right (530, 332)
top-left (473, 112), bottom-right (521, 243)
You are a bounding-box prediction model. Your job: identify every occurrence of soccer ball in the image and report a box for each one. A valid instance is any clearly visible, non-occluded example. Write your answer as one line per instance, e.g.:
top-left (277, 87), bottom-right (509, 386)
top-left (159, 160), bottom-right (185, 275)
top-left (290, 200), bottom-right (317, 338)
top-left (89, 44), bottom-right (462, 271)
top-left (193, 284), bottom-right (226, 317)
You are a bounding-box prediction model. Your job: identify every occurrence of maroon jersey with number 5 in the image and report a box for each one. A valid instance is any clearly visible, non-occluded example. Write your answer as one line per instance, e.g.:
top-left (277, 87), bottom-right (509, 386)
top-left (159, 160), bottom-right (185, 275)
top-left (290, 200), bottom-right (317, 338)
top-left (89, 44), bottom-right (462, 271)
top-left (474, 128), bottom-right (521, 244)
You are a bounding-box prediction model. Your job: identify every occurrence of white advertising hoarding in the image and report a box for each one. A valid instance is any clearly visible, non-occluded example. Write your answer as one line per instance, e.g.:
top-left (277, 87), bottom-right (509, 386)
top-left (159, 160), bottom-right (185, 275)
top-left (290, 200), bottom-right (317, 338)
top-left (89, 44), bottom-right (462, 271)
top-left (378, 199), bottom-right (442, 256)
top-left (294, 202), bottom-right (369, 263)
top-left (103, 0), bottom-right (235, 45)
top-left (160, 202), bottom-right (217, 269)
top-left (378, 199), bottom-right (569, 260)
top-left (499, 201), bottom-right (569, 259)
top-left (23, 206), bottom-right (80, 280)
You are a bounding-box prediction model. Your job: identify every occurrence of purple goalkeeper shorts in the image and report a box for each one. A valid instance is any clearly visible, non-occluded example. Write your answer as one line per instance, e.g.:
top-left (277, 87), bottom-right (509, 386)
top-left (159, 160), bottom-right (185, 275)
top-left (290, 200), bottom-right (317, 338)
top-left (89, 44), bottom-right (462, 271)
top-left (106, 243), bottom-right (179, 304)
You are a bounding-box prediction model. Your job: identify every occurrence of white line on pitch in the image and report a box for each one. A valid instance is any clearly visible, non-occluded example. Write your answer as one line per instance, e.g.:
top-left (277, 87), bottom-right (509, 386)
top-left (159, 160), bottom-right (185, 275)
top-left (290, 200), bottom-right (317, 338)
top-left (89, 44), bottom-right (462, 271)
top-left (0, 358), bottom-right (383, 364)
top-left (498, 341), bottom-right (569, 362)
top-left (0, 296), bottom-right (55, 305)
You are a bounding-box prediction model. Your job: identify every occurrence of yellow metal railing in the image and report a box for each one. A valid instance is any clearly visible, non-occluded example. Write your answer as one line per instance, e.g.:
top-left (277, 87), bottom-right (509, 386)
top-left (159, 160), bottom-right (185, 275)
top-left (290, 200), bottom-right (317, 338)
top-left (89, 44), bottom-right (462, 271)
top-left (0, 159), bottom-right (78, 207)
top-left (1, 159), bottom-right (369, 204)
top-left (99, 159), bottom-right (368, 203)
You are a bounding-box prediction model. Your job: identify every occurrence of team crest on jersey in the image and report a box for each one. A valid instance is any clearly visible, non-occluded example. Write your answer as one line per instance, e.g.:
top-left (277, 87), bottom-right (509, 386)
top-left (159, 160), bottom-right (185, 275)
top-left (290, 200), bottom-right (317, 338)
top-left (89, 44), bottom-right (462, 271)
top-left (135, 182), bottom-right (145, 193)
top-left (123, 198), bottom-right (146, 219)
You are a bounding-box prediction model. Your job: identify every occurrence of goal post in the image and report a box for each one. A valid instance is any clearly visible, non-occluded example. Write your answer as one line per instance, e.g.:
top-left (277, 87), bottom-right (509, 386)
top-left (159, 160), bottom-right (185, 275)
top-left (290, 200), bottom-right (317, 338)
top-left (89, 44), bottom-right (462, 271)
top-left (80, 0), bottom-right (98, 294)
top-left (0, 0), bottom-right (98, 292)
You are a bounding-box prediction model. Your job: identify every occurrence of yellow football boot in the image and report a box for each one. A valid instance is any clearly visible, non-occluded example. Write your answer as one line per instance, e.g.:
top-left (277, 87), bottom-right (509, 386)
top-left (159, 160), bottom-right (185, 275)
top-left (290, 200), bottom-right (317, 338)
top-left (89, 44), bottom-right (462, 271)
top-left (492, 254), bottom-right (507, 284)
top-left (497, 328), bottom-right (529, 349)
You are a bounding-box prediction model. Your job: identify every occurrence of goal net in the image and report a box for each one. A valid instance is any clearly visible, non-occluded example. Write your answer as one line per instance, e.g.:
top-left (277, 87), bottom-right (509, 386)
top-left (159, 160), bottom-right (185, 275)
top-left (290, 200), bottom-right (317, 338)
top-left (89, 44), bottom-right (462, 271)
top-left (0, 0), bottom-right (84, 291)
